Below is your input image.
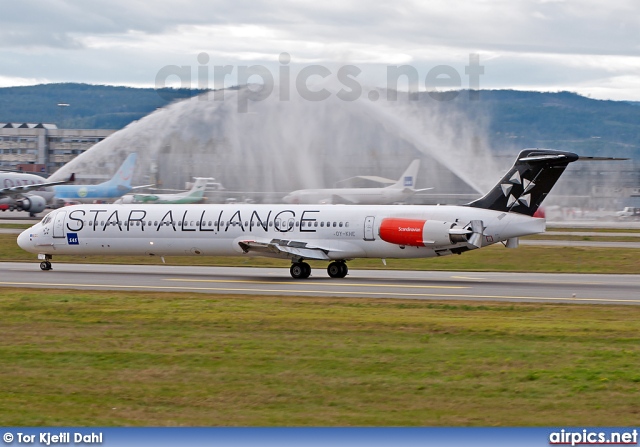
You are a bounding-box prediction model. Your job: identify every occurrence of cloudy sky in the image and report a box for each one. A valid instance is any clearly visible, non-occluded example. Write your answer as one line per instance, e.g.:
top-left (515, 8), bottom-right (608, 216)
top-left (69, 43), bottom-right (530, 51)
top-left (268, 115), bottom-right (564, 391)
top-left (1, 0), bottom-right (639, 100)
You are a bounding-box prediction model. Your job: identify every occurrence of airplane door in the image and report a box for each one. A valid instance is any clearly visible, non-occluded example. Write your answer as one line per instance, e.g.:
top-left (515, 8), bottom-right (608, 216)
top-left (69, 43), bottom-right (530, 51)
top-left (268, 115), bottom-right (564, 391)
top-left (53, 211), bottom-right (66, 238)
top-left (363, 216), bottom-right (375, 241)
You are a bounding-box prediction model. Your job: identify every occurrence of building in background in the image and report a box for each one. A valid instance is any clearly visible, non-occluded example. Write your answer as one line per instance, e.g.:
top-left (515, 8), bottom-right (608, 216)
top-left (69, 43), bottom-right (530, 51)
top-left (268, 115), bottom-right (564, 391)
top-left (0, 123), bottom-right (115, 175)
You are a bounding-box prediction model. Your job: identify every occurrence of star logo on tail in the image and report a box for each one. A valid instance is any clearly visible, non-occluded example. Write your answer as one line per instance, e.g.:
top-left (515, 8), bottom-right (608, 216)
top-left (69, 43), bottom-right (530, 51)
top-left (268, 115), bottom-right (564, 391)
top-left (501, 170), bottom-right (535, 209)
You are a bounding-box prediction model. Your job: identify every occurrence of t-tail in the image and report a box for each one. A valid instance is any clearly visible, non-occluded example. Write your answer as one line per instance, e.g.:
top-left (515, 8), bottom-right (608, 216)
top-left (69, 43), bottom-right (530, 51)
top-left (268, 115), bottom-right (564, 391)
top-left (467, 149), bottom-right (579, 216)
top-left (390, 159), bottom-right (421, 189)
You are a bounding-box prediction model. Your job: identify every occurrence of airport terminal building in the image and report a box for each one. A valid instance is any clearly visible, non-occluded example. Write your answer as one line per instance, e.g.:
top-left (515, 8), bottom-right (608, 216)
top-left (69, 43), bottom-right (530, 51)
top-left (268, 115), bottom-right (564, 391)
top-left (0, 123), bottom-right (115, 175)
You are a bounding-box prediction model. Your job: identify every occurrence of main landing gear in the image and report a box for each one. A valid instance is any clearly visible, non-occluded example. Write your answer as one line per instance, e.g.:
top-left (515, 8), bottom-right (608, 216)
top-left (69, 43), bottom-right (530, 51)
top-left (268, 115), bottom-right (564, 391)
top-left (327, 261), bottom-right (348, 278)
top-left (290, 261), bottom-right (311, 279)
top-left (289, 260), bottom-right (348, 279)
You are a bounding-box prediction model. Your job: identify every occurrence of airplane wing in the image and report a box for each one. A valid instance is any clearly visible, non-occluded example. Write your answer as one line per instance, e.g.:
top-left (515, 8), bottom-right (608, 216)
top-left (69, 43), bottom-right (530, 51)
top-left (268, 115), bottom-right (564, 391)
top-left (405, 187), bottom-right (434, 194)
top-left (330, 194), bottom-right (357, 205)
top-left (238, 238), bottom-right (332, 261)
top-left (0, 173), bottom-right (75, 198)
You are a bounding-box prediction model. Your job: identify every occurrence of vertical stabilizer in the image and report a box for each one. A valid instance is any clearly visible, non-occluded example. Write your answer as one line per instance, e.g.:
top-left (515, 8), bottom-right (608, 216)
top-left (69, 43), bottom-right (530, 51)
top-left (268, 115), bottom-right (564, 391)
top-left (391, 159), bottom-right (421, 189)
top-left (106, 153), bottom-right (137, 188)
top-left (187, 177), bottom-right (211, 199)
top-left (467, 149), bottom-right (579, 216)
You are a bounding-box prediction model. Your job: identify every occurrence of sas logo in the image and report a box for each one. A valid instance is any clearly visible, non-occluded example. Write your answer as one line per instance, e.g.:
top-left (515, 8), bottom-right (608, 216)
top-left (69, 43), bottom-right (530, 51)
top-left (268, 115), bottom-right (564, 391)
top-left (67, 233), bottom-right (79, 245)
top-left (404, 176), bottom-right (413, 187)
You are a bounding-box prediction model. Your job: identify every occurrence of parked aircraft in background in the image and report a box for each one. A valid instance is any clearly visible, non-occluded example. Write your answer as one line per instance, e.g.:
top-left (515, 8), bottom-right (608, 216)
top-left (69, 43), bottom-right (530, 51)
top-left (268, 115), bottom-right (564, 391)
top-left (115, 177), bottom-right (212, 204)
top-left (0, 170), bottom-right (75, 216)
top-left (19, 149), bottom-right (579, 277)
top-left (282, 159), bottom-right (431, 204)
top-left (616, 206), bottom-right (640, 220)
top-left (53, 153), bottom-right (138, 204)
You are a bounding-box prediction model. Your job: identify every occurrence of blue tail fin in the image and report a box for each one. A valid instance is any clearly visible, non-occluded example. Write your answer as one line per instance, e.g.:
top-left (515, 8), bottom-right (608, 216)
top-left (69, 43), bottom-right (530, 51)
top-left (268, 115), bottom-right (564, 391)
top-left (106, 153), bottom-right (137, 188)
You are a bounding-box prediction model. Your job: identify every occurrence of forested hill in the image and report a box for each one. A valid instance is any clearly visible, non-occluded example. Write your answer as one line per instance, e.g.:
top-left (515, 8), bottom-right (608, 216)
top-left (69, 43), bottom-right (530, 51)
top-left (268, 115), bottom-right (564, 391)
top-left (0, 83), bottom-right (205, 129)
top-left (445, 90), bottom-right (640, 159)
top-left (1, 84), bottom-right (638, 158)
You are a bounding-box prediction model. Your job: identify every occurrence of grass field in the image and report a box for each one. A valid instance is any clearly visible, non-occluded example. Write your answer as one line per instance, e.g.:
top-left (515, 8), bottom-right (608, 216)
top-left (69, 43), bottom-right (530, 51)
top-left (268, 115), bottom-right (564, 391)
top-left (0, 288), bottom-right (639, 426)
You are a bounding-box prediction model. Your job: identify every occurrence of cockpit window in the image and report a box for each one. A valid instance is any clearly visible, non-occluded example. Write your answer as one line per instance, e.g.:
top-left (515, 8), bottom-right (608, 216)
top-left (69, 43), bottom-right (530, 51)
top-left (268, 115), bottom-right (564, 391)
top-left (41, 215), bottom-right (52, 225)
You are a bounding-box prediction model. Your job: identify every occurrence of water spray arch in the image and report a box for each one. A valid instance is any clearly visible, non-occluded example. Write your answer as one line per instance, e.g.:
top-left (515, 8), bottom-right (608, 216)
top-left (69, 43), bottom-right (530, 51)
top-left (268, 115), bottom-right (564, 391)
top-left (51, 87), bottom-right (500, 203)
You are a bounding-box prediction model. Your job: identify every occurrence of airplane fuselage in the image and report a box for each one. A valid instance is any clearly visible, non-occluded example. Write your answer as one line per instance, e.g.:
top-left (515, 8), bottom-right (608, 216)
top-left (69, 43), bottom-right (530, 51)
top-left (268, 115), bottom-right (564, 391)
top-left (53, 183), bottom-right (132, 203)
top-left (283, 187), bottom-right (417, 204)
top-left (1, 172), bottom-right (56, 202)
top-left (18, 203), bottom-right (544, 260)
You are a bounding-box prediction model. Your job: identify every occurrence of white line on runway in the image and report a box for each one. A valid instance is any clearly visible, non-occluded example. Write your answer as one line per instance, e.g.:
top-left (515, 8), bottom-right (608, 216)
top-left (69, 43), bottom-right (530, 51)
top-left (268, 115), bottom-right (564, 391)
top-left (164, 278), bottom-right (469, 289)
top-left (1, 280), bottom-right (639, 304)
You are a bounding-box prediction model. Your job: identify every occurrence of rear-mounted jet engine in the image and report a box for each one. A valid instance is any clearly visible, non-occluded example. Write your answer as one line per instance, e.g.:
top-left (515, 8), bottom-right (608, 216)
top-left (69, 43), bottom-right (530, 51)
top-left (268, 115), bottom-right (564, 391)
top-left (378, 218), bottom-right (483, 248)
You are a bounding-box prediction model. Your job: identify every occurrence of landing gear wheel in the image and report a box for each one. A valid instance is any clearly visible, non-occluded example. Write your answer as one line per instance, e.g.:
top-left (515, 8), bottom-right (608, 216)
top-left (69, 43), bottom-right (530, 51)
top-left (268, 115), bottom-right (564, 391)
top-left (40, 261), bottom-right (52, 271)
top-left (327, 261), bottom-right (348, 278)
top-left (301, 262), bottom-right (311, 278)
top-left (290, 262), bottom-right (311, 279)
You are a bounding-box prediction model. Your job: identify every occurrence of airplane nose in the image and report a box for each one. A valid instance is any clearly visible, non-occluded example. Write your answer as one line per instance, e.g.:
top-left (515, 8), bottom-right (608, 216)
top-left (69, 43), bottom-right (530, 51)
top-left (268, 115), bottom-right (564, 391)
top-left (17, 229), bottom-right (33, 252)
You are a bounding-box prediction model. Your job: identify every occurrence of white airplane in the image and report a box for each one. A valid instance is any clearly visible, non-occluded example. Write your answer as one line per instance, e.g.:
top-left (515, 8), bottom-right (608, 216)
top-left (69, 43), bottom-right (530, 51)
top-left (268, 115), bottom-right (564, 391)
top-left (115, 177), bottom-right (213, 204)
top-left (283, 159), bottom-right (431, 204)
top-left (0, 170), bottom-right (75, 216)
top-left (18, 149), bottom-right (579, 277)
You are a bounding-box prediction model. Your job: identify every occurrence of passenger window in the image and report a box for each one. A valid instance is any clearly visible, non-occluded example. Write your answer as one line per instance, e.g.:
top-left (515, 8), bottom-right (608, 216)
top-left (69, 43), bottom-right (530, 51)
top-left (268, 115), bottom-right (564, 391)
top-left (333, 222), bottom-right (337, 227)
top-left (320, 222), bottom-right (324, 227)
top-left (339, 222), bottom-right (343, 227)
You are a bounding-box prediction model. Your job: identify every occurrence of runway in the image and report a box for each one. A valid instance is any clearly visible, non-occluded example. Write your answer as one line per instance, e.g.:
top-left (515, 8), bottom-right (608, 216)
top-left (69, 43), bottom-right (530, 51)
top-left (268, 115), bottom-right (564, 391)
top-left (0, 262), bottom-right (638, 305)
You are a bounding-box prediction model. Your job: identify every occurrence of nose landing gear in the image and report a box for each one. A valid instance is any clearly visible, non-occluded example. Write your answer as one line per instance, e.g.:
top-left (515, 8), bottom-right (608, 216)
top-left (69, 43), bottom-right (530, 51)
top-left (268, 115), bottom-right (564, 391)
top-left (40, 260), bottom-right (52, 271)
top-left (38, 254), bottom-right (52, 271)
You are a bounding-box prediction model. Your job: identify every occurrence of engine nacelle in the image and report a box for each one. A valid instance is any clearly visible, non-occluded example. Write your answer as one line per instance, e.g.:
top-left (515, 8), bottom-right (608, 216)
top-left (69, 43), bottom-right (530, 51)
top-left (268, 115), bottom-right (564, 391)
top-left (18, 195), bottom-right (47, 215)
top-left (379, 218), bottom-right (476, 248)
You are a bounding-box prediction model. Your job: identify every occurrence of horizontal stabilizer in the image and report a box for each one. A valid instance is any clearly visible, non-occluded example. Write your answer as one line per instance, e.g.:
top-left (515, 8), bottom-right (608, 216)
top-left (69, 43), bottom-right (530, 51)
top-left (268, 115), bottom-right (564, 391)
top-left (577, 156), bottom-right (629, 161)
